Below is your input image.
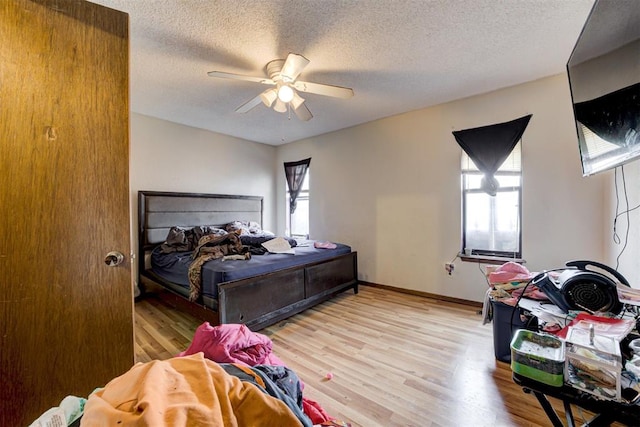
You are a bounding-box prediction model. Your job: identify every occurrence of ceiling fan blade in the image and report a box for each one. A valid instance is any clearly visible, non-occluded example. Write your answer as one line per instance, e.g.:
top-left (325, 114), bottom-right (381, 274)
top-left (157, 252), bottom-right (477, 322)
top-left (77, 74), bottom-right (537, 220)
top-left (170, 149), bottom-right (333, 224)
top-left (235, 94), bottom-right (263, 113)
top-left (293, 80), bottom-right (354, 99)
top-left (293, 102), bottom-right (313, 121)
top-left (280, 53), bottom-right (309, 82)
top-left (208, 71), bottom-right (275, 86)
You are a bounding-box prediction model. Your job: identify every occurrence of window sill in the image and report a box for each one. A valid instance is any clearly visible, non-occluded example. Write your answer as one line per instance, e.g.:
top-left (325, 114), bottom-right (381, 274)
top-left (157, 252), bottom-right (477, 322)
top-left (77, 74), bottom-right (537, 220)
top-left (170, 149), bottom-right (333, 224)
top-left (458, 253), bottom-right (525, 265)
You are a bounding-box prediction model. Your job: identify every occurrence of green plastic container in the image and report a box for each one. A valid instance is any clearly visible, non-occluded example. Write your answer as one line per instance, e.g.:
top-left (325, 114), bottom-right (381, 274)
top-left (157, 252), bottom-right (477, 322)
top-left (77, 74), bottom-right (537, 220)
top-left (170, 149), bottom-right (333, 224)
top-left (510, 329), bottom-right (565, 387)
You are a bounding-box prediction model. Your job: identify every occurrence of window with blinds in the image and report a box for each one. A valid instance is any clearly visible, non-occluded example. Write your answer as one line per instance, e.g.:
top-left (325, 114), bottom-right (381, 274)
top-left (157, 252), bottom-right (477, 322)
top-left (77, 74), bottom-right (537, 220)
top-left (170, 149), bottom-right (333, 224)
top-left (461, 142), bottom-right (522, 258)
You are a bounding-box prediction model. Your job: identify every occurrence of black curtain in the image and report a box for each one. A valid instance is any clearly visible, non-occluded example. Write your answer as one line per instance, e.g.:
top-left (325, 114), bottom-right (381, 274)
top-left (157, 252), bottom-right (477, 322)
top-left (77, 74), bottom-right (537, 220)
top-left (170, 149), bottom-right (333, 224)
top-left (284, 158), bottom-right (311, 214)
top-left (574, 82), bottom-right (639, 147)
top-left (453, 114), bottom-right (532, 195)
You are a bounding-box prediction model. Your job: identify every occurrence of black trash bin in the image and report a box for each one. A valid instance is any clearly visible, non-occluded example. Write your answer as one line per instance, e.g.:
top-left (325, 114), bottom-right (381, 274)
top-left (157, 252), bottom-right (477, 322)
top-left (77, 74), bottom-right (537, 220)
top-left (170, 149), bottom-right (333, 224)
top-left (491, 300), bottom-right (536, 363)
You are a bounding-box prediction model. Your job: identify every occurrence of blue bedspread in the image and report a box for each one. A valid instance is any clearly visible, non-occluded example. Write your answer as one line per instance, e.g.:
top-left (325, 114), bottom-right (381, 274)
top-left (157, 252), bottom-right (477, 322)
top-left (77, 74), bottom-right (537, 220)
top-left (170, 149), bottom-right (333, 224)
top-left (150, 241), bottom-right (352, 299)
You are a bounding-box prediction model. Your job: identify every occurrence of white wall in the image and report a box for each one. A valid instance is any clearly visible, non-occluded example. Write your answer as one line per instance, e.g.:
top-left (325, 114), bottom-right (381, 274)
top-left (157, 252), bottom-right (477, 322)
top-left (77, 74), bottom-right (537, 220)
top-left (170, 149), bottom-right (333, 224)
top-left (605, 161), bottom-right (640, 287)
top-left (129, 113), bottom-right (277, 281)
top-left (276, 74), bottom-right (608, 302)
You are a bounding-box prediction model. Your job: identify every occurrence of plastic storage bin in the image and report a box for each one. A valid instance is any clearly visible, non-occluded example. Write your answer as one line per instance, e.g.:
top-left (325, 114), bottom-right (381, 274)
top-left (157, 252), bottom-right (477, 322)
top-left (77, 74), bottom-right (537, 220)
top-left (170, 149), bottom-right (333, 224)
top-left (510, 329), bottom-right (565, 387)
top-left (492, 300), bottom-right (536, 362)
top-left (565, 326), bottom-right (622, 401)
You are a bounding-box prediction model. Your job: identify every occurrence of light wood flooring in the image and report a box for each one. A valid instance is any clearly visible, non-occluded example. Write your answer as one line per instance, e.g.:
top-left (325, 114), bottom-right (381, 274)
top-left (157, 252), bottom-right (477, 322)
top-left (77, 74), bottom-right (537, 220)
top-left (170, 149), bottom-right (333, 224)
top-left (134, 285), bottom-right (598, 427)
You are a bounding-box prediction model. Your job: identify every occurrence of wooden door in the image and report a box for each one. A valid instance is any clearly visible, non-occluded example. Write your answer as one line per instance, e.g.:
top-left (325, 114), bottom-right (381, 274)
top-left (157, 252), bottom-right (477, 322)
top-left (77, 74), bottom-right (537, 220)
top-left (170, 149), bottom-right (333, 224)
top-left (0, 1), bottom-right (133, 425)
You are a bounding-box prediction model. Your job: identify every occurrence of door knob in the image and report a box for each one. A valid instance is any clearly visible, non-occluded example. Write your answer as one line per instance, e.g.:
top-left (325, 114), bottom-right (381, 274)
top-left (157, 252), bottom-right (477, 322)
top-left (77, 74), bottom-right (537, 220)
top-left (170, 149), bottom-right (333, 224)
top-left (104, 251), bottom-right (125, 267)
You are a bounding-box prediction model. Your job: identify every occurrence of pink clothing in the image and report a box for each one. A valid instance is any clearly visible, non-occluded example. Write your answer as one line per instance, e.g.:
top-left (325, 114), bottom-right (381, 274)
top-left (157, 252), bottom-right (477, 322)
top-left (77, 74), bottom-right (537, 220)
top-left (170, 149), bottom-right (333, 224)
top-left (314, 241), bottom-right (337, 249)
top-left (303, 399), bottom-right (331, 425)
top-left (179, 322), bottom-right (285, 366)
top-left (488, 261), bottom-right (534, 285)
top-left (179, 322), bottom-right (331, 424)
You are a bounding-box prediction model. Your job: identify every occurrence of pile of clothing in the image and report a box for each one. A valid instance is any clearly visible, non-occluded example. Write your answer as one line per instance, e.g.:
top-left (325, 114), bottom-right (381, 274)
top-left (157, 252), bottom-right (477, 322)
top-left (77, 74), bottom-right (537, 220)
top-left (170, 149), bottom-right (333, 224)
top-left (82, 353), bottom-right (311, 426)
top-left (177, 322), bottom-right (331, 424)
top-left (487, 262), bottom-right (542, 304)
top-left (79, 323), bottom-right (336, 426)
top-left (482, 261), bottom-right (544, 324)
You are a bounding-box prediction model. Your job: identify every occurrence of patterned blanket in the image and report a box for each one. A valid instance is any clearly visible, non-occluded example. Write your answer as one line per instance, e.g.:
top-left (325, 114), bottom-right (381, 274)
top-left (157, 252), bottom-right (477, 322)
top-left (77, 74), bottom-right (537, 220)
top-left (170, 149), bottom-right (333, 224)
top-left (188, 231), bottom-right (250, 301)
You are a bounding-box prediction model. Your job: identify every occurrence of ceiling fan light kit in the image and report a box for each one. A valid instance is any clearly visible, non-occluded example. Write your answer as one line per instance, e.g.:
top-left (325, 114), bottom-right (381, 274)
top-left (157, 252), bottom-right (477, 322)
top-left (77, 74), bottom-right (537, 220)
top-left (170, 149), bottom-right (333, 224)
top-left (291, 92), bottom-right (305, 109)
top-left (260, 88), bottom-right (277, 107)
top-left (276, 83), bottom-right (294, 103)
top-left (273, 99), bottom-right (288, 113)
top-left (208, 53), bottom-right (354, 121)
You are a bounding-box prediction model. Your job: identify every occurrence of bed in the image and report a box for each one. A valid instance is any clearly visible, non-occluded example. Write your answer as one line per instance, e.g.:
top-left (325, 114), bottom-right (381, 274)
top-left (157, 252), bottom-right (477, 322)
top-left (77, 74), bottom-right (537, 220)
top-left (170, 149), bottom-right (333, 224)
top-left (138, 191), bottom-right (359, 330)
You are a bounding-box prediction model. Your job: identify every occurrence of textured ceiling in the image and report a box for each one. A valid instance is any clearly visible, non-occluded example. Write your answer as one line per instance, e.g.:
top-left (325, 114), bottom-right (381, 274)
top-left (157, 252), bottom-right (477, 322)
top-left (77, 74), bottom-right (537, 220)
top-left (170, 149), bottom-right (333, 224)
top-left (90, 0), bottom-right (596, 145)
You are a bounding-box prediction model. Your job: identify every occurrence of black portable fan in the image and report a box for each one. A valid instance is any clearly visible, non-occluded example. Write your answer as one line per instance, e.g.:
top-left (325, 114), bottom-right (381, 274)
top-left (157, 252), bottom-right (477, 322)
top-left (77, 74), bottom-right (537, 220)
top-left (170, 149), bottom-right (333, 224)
top-left (532, 260), bottom-right (629, 314)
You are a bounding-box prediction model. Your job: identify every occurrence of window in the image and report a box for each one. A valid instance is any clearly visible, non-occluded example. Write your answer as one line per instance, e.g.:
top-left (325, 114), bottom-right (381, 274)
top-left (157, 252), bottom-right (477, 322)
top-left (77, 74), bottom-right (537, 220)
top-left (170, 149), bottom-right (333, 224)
top-left (461, 142), bottom-right (522, 258)
top-left (286, 172), bottom-right (309, 238)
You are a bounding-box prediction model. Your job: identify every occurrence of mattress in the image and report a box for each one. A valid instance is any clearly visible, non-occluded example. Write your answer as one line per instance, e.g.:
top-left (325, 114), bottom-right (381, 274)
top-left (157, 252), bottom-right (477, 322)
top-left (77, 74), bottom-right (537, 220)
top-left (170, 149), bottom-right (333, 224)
top-left (150, 241), bottom-right (352, 299)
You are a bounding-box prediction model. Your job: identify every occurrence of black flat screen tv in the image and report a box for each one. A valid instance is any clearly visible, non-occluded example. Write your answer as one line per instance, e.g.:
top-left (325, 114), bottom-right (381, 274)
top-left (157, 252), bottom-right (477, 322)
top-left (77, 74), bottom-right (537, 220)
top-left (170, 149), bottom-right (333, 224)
top-left (567, 0), bottom-right (640, 176)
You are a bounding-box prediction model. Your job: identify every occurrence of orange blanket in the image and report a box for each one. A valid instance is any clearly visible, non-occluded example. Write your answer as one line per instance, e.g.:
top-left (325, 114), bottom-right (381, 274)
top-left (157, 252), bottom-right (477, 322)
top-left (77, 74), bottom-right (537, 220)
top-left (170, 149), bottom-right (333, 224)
top-left (81, 353), bottom-right (303, 426)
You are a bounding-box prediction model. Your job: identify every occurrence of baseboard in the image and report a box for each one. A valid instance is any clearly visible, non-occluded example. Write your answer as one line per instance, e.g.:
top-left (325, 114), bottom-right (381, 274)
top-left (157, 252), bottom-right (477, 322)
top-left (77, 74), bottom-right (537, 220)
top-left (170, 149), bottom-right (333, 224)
top-left (359, 281), bottom-right (482, 309)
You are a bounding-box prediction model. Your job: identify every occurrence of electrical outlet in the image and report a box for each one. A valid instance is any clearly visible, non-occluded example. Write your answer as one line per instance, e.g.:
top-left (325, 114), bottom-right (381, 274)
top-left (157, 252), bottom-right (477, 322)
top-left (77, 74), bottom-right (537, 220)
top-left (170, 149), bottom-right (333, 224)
top-left (445, 263), bottom-right (454, 275)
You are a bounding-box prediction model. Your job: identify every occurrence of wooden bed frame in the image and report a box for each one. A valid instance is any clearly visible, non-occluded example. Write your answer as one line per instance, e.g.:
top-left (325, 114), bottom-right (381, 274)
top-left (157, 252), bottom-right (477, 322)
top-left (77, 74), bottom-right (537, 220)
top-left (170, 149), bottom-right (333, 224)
top-left (138, 191), bottom-right (358, 330)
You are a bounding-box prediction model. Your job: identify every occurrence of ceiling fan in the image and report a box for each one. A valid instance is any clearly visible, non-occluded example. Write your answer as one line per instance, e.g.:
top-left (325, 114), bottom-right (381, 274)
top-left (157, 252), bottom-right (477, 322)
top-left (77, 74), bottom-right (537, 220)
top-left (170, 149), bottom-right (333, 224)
top-left (207, 53), bottom-right (354, 121)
